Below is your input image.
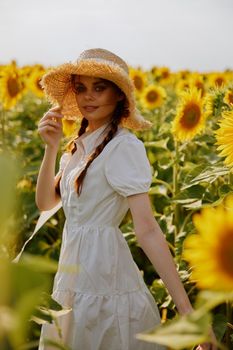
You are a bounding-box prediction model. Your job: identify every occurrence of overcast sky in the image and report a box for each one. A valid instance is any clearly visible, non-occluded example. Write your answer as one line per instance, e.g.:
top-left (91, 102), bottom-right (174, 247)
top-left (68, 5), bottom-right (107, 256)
top-left (1, 0), bottom-right (232, 72)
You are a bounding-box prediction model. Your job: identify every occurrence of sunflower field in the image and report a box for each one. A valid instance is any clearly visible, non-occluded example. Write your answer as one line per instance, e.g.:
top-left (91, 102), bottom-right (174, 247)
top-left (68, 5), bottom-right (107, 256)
top-left (0, 60), bottom-right (233, 350)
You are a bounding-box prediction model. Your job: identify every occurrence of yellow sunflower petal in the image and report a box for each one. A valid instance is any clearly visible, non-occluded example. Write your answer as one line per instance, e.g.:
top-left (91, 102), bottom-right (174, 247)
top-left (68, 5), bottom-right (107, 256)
top-left (215, 110), bottom-right (233, 168)
top-left (172, 87), bottom-right (207, 141)
top-left (140, 84), bottom-right (166, 110)
top-left (183, 195), bottom-right (233, 291)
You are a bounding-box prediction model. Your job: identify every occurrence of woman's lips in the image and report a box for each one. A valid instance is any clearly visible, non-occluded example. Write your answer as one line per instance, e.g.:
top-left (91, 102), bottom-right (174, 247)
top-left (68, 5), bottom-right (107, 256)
top-left (83, 106), bottom-right (99, 112)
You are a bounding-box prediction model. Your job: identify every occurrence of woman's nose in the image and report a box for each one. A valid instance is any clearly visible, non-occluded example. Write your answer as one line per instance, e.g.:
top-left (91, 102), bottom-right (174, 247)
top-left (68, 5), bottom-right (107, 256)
top-left (84, 90), bottom-right (95, 100)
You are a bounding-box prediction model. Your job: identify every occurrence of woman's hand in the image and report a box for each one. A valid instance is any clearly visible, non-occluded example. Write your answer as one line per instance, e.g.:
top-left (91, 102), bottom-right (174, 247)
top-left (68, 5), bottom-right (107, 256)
top-left (38, 106), bottom-right (64, 149)
top-left (196, 326), bottom-right (218, 350)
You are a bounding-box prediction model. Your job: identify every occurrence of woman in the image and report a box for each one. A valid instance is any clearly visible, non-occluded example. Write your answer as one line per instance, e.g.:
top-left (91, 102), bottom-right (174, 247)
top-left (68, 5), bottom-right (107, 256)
top-left (36, 48), bottom-right (217, 350)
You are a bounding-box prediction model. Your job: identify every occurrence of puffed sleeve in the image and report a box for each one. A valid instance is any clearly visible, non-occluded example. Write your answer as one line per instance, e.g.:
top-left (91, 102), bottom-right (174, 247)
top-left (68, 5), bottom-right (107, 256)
top-left (104, 137), bottom-right (153, 197)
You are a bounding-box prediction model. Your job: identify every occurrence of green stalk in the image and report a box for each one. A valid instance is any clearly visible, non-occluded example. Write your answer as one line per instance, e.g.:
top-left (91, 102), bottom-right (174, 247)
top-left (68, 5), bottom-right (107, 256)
top-left (226, 300), bottom-right (233, 349)
top-left (228, 169), bottom-right (233, 186)
top-left (0, 106), bottom-right (6, 150)
top-left (152, 178), bottom-right (173, 194)
top-left (173, 139), bottom-right (180, 241)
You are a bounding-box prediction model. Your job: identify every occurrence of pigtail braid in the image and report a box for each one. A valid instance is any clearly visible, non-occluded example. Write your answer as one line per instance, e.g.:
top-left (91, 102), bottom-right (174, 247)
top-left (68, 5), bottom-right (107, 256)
top-left (54, 117), bottom-right (89, 197)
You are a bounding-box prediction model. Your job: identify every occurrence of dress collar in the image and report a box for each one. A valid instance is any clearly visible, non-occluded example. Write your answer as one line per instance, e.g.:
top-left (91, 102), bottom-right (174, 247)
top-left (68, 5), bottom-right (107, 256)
top-left (73, 122), bottom-right (113, 154)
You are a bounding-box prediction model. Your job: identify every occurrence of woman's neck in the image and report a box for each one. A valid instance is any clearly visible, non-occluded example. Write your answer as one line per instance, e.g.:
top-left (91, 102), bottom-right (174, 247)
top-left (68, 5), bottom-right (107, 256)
top-left (87, 119), bottom-right (111, 132)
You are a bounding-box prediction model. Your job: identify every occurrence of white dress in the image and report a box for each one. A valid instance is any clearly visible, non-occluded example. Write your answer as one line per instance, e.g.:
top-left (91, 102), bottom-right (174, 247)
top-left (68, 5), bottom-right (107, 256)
top-left (39, 122), bottom-right (167, 350)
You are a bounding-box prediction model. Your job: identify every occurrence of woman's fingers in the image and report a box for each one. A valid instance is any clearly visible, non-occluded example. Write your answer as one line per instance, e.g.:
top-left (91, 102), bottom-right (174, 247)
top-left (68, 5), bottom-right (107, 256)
top-left (40, 107), bottom-right (64, 122)
top-left (39, 125), bottom-right (61, 133)
top-left (39, 119), bottom-right (61, 127)
top-left (37, 106), bottom-right (64, 148)
top-left (44, 112), bottom-right (63, 120)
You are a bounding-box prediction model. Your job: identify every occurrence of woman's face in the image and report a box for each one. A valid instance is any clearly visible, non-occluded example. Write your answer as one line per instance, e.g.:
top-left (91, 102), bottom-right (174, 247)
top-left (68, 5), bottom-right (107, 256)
top-left (72, 75), bottom-right (124, 125)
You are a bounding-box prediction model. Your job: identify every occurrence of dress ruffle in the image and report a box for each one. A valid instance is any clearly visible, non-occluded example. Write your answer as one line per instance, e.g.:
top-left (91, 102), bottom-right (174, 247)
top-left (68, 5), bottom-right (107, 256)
top-left (39, 287), bottom-right (166, 350)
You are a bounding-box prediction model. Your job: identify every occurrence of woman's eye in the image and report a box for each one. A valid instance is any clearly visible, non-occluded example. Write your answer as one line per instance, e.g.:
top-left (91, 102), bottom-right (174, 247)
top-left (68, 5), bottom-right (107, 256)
top-left (74, 86), bottom-right (84, 93)
top-left (73, 85), bottom-right (106, 93)
top-left (95, 86), bottom-right (106, 92)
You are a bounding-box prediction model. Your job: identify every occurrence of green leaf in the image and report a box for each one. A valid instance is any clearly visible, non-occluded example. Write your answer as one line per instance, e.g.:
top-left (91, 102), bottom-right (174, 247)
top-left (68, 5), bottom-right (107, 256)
top-left (31, 306), bottom-right (72, 325)
top-left (144, 137), bottom-right (170, 150)
top-left (149, 280), bottom-right (167, 304)
top-left (9, 288), bottom-right (44, 347)
top-left (212, 313), bottom-right (227, 342)
top-left (182, 165), bottom-right (229, 189)
top-left (42, 338), bottom-right (71, 350)
top-left (173, 185), bottom-right (205, 204)
top-left (182, 199), bottom-right (203, 209)
top-left (19, 253), bottom-right (58, 273)
top-left (149, 185), bottom-right (168, 197)
top-left (195, 290), bottom-right (233, 313)
top-left (218, 185), bottom-right (233, 197)
top-left (135, 312), bottom-right (212, 349)
top-left (31, 292), bottom-right (72, 325)
top-left (31, 310), bottom-right (53, 325)
top-left (158, 157), bottom-right (174, 170)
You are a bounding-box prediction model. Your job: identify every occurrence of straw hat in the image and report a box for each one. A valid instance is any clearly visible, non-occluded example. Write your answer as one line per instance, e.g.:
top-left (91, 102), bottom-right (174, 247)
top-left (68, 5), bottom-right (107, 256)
top-left (40, 48), bottom-right (153, 131)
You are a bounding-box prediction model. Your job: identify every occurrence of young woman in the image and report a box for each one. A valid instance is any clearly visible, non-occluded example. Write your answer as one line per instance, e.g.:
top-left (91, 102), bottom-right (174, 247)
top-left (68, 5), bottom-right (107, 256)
top-left (36, 48), bottom-right (217, 350)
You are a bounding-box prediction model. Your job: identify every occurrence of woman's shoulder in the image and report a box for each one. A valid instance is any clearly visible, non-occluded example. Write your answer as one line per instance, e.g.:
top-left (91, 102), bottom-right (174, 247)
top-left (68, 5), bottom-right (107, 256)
top-left (114, 126), bottom-right (143, 144)
top-left (104, 127), bottom-right (145, 156)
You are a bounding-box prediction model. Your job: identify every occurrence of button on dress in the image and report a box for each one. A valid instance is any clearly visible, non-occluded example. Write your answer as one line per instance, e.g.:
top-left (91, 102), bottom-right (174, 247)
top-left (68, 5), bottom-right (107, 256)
top-left (39, 122), bottom-right (167, 350)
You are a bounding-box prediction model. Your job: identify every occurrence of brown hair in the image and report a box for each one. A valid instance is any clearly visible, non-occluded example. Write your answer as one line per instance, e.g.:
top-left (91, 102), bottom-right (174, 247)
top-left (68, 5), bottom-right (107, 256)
top-left (55, 77), bottom-right (129, 197)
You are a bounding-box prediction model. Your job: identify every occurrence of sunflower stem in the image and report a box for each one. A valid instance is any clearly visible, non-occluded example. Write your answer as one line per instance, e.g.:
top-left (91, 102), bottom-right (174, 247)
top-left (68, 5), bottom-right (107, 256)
top-left (173, 139), bottom-right (181, 242)
top-left (228, 170), bottom-right (233, 186)
top-left (226, 300), bottom-right (233, 349)
top-left (179, 210), bottom-right (193, 235)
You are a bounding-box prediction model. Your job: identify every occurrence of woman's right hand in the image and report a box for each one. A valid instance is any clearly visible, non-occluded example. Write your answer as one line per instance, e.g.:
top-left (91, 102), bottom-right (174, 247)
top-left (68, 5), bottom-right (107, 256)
top-left (38, 106), bottom-right (64, 149)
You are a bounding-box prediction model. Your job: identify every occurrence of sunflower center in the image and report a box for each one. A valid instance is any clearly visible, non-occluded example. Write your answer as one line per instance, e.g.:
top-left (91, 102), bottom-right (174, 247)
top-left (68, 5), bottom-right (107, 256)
top-left (195, 82), bottom-right (205, 97)
top-left (180, 103), bottom-right (201, 129)
top-left (7, 77), bottom-right (20, 97)
top-left (228, 92), bottom-right (233, 104)
top-left (161, 70), bottom-right (169, 79)
top-left (146, 90), bottom-right (159, 103)
top-left (215, 77), bottom-right (225, 87)
top-left (133, 76), bottom-right (143, 91)
top-left (217, 229), bottom-right (233, 278)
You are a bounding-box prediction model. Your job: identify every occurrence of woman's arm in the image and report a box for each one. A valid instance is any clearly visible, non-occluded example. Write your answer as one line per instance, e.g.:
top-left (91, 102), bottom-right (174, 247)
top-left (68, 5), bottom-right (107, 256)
top-left (35, 145), bottom-right (61, 211)
top-left (36, 106), bottom-right (64, 211)
top-left (127, 192), bottom-right (194, 315)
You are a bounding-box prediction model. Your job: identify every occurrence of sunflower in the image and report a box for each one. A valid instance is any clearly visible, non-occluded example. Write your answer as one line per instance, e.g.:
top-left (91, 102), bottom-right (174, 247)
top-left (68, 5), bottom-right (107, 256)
top-left (0, 65), bottom-right (25, 109)
top-left (204, 93), bottom-right (215, 118)
top-left (129, 67), bottom-right (147, 97)
top-left (140, 84), bottom-right (166, 110)
top-left (157, 66), bottom-right (173, 85)
top-left (224, 89), bottom-right (233, 106)
top-left (150, 65), bottom-right (158, 76)
top-left (175, 79), bottom-right (190, 95)
top-left (27, 69), bottom-right (46, 98)
top-left (207, 72), bottom-right (227, 89)
top-left (182, 194), bottom-right (233, 291)
top-left (204, 86), bottom-right (226, 118)
top-left (177, 70), bottom-right (191, 80)
top-left (172, 88), bottom-right (207, 141)
top-left (189, 73), bottom-right (205, 97)
top-left (215, 110), bottom-right (233, 168)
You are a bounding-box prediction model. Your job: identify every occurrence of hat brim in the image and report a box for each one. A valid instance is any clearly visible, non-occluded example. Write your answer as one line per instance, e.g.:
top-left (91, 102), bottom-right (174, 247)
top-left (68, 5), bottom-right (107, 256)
top-left (41, 59), bottom-right (153, 130)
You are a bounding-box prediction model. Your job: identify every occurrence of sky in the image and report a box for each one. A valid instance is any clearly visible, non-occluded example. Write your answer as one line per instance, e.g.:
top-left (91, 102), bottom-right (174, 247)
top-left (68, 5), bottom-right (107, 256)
top-left (1, 0), bottom-right (233, 72)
